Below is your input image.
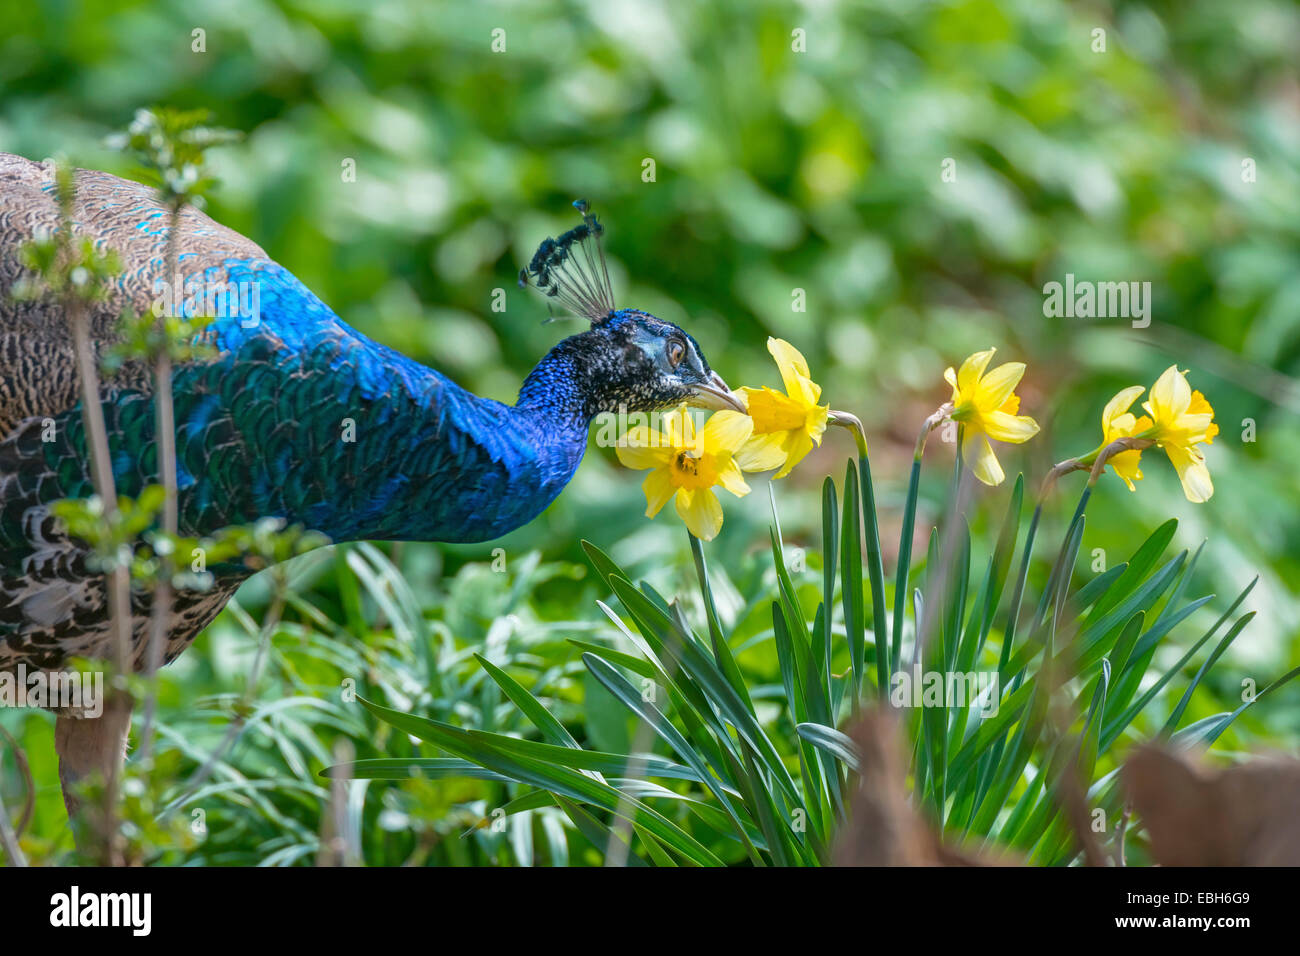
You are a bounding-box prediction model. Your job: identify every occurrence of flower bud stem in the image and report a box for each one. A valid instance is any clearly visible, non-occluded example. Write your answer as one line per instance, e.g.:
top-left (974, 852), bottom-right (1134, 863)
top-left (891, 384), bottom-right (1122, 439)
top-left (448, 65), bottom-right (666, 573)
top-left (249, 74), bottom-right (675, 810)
top-left (829, 409), bottom-right (869, 458)
top-left (914, 403), bottom-right (954, 460)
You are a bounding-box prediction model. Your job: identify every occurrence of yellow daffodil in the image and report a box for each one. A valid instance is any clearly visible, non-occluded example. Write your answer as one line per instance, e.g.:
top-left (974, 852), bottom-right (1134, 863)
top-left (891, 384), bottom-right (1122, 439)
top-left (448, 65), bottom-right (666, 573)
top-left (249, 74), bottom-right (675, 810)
top-left (943, 348), bottom-right (1040, 486)
top-left (1140, 365), bottom-right (1218, 503)
top-left (737, 337), bottom-right (830, 479)
top-left (1099, 385), bottom-right (1151, 491)
top-left (1065, 368), bottom-right (1217, 503)
top-left (616, 405), bottom-right (784, 540)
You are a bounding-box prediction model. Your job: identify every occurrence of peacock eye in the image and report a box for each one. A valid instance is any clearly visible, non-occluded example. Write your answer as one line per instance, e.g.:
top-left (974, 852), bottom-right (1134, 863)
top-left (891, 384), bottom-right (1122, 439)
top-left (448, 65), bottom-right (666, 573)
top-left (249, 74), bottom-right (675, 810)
top-left (667, 340), bottom-right (686, 368)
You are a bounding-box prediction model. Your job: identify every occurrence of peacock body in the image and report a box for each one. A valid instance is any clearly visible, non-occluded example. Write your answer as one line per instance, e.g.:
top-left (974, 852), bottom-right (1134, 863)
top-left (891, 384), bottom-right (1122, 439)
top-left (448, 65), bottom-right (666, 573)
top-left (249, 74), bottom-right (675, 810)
top-left (0, 152), bottom-right (737, 678)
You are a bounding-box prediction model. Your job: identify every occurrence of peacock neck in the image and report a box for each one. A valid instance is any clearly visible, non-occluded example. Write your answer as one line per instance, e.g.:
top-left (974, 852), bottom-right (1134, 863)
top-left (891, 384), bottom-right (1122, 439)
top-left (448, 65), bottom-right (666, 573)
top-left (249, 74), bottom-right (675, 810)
top-left (515, 331), bottom-right (610, 424)
top-left (307, 362), bottom-right (594, 545)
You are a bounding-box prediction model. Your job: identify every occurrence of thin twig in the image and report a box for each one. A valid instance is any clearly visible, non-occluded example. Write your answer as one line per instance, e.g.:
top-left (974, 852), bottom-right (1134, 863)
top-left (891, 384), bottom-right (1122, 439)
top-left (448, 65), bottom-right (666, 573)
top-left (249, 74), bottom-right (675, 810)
top-left (139, 203), bottom-right (183, 768)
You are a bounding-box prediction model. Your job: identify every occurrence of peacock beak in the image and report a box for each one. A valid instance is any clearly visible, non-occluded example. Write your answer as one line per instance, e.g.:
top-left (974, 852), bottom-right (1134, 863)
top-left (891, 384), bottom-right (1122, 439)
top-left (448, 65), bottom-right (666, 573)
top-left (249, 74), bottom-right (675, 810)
top-left (687, 372), bottom-right (747, 413)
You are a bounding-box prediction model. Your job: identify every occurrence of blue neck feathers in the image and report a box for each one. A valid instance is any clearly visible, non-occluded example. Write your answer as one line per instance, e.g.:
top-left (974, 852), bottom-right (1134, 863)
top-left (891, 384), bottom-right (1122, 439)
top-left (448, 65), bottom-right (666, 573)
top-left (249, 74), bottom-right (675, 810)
top-left (226, 261), bottom-right (596, 544)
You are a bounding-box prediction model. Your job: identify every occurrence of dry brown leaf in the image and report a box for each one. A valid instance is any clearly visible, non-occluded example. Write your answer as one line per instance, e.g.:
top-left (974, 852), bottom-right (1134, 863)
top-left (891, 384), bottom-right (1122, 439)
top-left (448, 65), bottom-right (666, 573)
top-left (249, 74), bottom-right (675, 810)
top-left (832, 709), bottom-right (1002, 866)
top-left (1122, 745), bottom-right (1300, 866)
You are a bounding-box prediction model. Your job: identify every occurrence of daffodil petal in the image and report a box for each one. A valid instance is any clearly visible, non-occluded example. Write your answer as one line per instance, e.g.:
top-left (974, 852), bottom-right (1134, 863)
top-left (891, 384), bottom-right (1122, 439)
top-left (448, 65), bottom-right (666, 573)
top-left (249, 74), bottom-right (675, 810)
top-left (662, 404), bottom-right (696, 449)
top-left (715, 461), bottom-right (751, 497)
top-left (1189, 390), bottom-right (1218, 443)
top-left (1106, 412), bottom-right (1137, 440)
top-left (642, 468), bottom-right (676, 517)
top-left (1164, 443), bottom-right (1214, 503)
top-left (957, 348), bottom-right (996, 395)
top-left (768, 337), bottom-right (811, 395)
top-left (1150, 365), bottom-right (1191, 420)
top-left (1102, 386), bottom-right (1145, 434)
top-left (1178, 460), bottom-right (1214, 503)
top-left (1108, 448), bottom-right (1144, 491)
top-left (963, 430), bottom-right (1005, 487)
top-left (943, 366), bottom-right (959, 402)
top-left (793, 373), bottom-right (822, 406)
top-left (675, 487), bottom-right (723, 541)
top-left (975, 362), bottom-right (1026, 409)
top-left (736, 432), bottom-right (788, 473)
top-left (1141, 367), bottom-right (1217, 501)
top-left (982, 410), bottom-right (1040, 444)
top-left (774, 429), bottom-right (815, 479)
top-left (700, 409), bottom-right (753, 453)
top-left (616, 426), bottom-right (671, 470)
top-left (805, 404), bottom-right (830, 445)
top-left (745, 387), bottom-right (808, 434)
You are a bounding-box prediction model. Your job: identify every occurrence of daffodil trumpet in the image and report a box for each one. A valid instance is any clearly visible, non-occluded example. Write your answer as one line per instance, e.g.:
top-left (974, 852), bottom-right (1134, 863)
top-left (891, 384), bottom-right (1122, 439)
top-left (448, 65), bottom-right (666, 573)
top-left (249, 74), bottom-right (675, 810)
top-left (737, 337), bottom-right (831, 479)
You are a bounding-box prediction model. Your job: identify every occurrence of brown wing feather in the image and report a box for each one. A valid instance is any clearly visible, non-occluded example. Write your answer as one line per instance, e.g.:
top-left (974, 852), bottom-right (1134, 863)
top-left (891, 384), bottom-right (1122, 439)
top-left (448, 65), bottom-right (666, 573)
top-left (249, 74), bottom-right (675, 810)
top-left (0, 151), bottom-right (268, 433)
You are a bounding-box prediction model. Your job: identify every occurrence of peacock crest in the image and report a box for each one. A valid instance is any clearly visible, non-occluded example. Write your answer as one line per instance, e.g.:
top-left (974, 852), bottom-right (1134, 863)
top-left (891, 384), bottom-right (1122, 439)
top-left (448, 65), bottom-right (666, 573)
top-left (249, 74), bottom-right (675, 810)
top-left (518, 199), bottom-right (617, 325)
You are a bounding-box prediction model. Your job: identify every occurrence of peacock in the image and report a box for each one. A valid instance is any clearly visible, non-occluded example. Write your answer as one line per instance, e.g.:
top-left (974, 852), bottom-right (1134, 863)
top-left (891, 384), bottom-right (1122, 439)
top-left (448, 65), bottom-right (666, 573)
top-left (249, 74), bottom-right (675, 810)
top-left (0, 151), bottom-right (742, 811)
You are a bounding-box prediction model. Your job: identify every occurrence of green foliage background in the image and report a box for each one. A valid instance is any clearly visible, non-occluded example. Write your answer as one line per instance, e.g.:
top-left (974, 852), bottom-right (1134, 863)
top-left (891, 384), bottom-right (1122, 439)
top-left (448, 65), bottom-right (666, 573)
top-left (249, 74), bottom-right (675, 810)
top-left (1, 0), bottom-right (1297, 864)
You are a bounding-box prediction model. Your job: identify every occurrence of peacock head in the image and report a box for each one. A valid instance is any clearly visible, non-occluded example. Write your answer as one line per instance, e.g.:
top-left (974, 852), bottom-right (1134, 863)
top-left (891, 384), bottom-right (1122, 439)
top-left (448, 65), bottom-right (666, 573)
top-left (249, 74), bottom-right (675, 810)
top-left (569, 307), bottom-right (739, 414)
top-left (518, 200), bottom-right (743, 418)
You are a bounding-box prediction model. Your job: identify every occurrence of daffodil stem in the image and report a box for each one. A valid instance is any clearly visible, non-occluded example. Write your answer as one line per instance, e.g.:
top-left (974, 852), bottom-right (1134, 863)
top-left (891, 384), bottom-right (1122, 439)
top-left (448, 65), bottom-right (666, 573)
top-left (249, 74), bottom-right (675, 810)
top-left (857, 453), bottom-right (890, 695)
top-left (888, 405), bottom-right (951, 683)
top-left (1004, 457), bottom-right (1093, 692)
top-left (691, 532), bottom-right (751, 712)
top-left (826, 411), bottom-right (888, 688)
top-left (829, 410), bottom-right (869, 458)
top-left (997, 502), bottom-right (1042, 678)
top-left (890, 457), bottom-right (922, 685)
top-left (688, 532), bottom-right (725, 648)
top-left (1037, 459), bottom-right (1088, 501)
top-left (1001, 452), bottom-right (1097, 689)
top-left (1019, 482), bottom-right (1093, 672)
